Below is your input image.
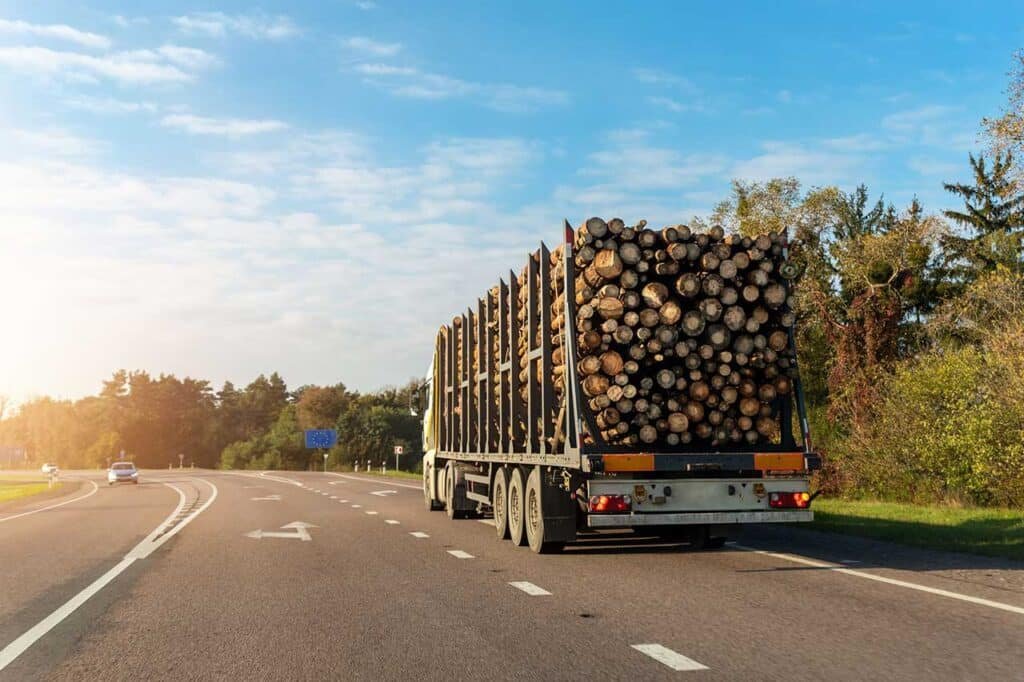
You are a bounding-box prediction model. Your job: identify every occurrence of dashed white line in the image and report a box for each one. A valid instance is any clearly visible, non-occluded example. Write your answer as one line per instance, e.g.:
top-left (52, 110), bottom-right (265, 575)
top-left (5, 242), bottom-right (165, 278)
top-left (631, 644), bottom-right (708, 671)
top-left (409, 531), bottom-right (429, 538)
top-left (351, 504), bottom-right (362, 509)
top-left (731, 543), bottom-right (1024, 616)
top-left (385, 519), bottom-right (400, 525)
top-left (509, 581), bottom-right (551, 596)
top-left (339, 499), bottom-right (348, 503)
top-left (365, 511), bottom-right (378, 515)
top-left (447, 550), bottom-right (474, 559)
top-left (329, 496), bottom-right (338, 500)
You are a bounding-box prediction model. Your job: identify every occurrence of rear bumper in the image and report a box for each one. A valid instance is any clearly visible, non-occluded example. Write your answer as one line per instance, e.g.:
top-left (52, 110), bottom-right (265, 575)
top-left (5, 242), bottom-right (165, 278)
top-left (587, 510), bottom-right (813, 527)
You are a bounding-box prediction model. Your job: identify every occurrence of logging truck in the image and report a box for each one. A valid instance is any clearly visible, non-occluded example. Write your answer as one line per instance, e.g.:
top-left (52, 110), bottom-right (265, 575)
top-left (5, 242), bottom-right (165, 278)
top-left (420, 218), bottom-right (821, 553)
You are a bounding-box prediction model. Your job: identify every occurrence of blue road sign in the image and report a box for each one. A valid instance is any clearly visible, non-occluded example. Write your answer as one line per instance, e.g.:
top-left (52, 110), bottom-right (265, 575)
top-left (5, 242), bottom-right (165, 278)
top-left (304, 429), bottom-right (337, 449)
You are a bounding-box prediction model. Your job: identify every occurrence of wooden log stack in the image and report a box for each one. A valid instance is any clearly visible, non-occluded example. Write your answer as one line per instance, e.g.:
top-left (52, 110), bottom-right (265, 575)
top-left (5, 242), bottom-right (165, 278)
top-left (557, 217), bottom-right (798, 449)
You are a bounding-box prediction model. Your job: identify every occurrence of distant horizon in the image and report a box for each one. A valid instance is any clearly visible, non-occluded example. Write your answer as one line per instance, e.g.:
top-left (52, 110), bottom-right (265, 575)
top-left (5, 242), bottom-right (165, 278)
top-left (0, 1), bottom-right (1013, 403)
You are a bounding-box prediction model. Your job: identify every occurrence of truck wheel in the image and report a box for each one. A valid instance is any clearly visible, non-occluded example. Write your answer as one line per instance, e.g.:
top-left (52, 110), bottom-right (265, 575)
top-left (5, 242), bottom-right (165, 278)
top-left (525, 466), bottom-right (564, 554)
top-left (423, 465), bottom-right (442, 511)
top-left (445, 464), bottom-right (467, 520)
top-left (507, 467), bottom-right (528, 546)
top-left (492, 468), bottom-right (510, 540)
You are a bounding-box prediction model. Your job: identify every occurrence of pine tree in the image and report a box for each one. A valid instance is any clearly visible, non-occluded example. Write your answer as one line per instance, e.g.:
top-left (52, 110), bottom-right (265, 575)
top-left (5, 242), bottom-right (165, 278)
top-left (942, 152), bottom-right (1024, 281)
top-left (835, 184), bottom-right (887, 240)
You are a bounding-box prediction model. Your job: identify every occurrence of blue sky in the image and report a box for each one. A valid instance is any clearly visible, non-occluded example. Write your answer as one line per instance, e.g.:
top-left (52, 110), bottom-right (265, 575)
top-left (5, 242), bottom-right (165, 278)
top-left (0, 1), bottom-right (1015, 403)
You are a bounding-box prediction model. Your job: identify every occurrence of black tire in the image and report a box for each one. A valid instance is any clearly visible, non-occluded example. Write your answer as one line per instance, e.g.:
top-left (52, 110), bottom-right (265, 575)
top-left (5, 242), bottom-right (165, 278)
top-left (492, 468), bottom-right (510, 540)
top-left (525, 466), bottom-right (564, 554)
top-left (507, 467), bottom-right (527, 546)
top-left (423, 465), bottom-right (442, 511)
top-left (700, 535), bottom-right (728, 550)
top-left (445, 464), bottom-right (467, 520)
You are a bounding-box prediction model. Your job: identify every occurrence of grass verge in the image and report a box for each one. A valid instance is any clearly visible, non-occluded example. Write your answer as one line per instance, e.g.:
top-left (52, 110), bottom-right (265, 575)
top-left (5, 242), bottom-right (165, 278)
top-left (0, 480), bottom-right (64, 504)
top-left (347, 469), bottom-right (422, 481)
top-left (810, 498), bottom-right (1024, 561)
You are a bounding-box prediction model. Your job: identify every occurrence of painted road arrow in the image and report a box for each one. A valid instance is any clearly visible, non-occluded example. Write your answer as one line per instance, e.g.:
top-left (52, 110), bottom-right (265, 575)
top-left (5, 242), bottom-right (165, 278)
top-left (370, 490), bottom-right (398, 497)
top-left (244, 521), bottom-right (317, 541)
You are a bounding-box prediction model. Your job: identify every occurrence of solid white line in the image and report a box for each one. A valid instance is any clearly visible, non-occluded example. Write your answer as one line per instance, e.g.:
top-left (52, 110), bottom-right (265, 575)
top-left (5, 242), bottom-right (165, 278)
top-left (448, 550), bottom-right (474, 559)
top-left (477, 518), bottom-right (495, 526)
top-left (0, 479), bottom-right (99, 524)
top-left (409, 531), bottom-right (429, 538)
top-left (365, 511), bottom-right (378, 515)
top-left (0, 478), bottom-right (219, 670)
top-left (256, 472), bottom-right (302, 487)
top-left (631, 644), bottom-right (708, 671)
top-left (325, 472), bottom-right (421, 490)
top-left (509, 581), bottom-right (551, 596)
top-left (385, 520), bottom-right (399, 525)
top-left (731, 543), bottom-right (1024, 616)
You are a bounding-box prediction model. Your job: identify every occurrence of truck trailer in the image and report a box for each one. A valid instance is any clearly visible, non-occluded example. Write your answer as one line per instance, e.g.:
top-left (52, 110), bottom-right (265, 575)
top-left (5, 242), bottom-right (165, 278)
top-left (421, 218), bottom-right (821, 553)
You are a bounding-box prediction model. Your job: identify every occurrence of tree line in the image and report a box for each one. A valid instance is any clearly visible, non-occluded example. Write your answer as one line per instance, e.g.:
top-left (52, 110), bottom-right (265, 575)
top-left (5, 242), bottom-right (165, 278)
top-left (0, 371), bottom-right (422, 471)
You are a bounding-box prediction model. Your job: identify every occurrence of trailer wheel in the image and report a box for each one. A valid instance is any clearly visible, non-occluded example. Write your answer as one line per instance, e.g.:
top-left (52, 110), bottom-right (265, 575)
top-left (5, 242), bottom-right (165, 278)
top-left (423, 464), bottom-right (442, 511)
top-left (492, 467), bottom-right (510, 540)
top-left (525, 466), bottom-right (565, 554)
top-left (445, 463), bottom-right (467, 520)
top-left (507, 467), bottom-right (528, 546)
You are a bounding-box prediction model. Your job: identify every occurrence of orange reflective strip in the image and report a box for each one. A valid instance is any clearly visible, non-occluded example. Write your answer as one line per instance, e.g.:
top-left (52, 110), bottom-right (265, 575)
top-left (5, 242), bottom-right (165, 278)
top-left (753, 452), bottom-right (805, 471)
top-left (601, 454), bottom-right (655, 472)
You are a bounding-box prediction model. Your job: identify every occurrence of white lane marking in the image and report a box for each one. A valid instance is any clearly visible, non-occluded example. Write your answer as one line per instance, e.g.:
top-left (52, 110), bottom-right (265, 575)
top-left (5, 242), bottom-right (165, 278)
top-left (245, 521), bottom-right (316, 541)
top-left (320, 492), bottom-right (329, 496)
top-left (251, 494), bottom-right (281, 501)
top-left (0, 478), bottom-right (218, 670)
top-left (326, 473), bottom-right (421, 490)
top-left (351, 504), bottom-right (362, 509)
top-left (477, 518), bottom-right (495, 526)
top-left (409, 531), bottom-right (429, 538)
top-left (257, 472), bottom-right (303, 487)
top-left (447, 550), bottom-right (474, 559)
top-left (0, 479), bottom-right (99, 524)
top-left (365, 511), bottom-right (378, 515)
top-left (339, 499), bottom-right (348, 503)
top-left (369, 489), bottom-right (397, 497)
top-left (509, 581), bottom-right (551, 596)
top-left (731, 543), bottom-right (1024, 616)
top-left (632, 644), bottom-right (708, 671)
top-left (385, 519), bottom-right (399, 525)
top-left (328, 481), bottom-right (346, 486)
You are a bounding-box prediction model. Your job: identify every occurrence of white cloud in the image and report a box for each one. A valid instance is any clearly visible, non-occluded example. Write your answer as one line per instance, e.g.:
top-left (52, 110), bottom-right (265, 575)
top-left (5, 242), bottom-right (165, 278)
top-left (161, 114), bottom-right (289, 137)
top-left (0, 18), bottom-right (110, 49)
top-left (732, 140), bottom-right (868, 186)
top-left (632, 67), bottom-right (696, 91)
top-left (0, 45), bottom-right (198, 84)
top-left (882, 104), bottom-right (976, 150)
top-left (647, 95), bottom-right (704, 113)
top-left (342, 36), bottom-right (402, 56)
top-left (777, 89), bottom-right (792, 103)
top-left (355, 65), bottom-right (568, 112)
top-left (0, 128), bottom-right (553, 402)
top-left (173, 12), bottom-right (299, 40)
top-left (355, 1), bottom-right (377, 9)
top-left (64, 96), bottom-right (157, 114)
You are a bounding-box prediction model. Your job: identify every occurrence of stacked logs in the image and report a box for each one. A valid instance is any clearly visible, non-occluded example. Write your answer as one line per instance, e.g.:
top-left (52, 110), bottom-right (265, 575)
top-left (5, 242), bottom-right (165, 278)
top-left (561, 217), bottom-right (798, 448)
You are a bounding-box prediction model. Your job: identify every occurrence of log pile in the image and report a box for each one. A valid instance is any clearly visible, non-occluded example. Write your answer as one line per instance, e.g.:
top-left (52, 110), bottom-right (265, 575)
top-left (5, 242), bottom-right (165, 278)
top-left (558, 217), bottom-right (797, 449)
top-left (443, 216), bottom-right (799, 452)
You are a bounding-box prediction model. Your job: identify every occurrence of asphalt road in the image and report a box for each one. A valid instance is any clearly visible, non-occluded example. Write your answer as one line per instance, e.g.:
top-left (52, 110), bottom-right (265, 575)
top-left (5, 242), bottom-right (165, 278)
top-left (1, 469), bottom-right (1022, 680)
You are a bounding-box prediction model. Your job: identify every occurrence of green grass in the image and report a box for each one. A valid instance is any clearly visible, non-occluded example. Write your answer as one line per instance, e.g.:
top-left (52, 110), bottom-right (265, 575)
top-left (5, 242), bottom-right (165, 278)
top-left (810, 498), bottom-right (1024, 561)
top-left (0, 479), bottom-right (64, 503)
top-left (348, 468), bottom-right (422, 481)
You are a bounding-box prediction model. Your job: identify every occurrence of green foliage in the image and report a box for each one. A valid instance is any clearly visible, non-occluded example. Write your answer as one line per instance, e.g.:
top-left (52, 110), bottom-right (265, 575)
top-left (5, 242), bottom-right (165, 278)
top-left (942, 152), bottom-right (1024, 283)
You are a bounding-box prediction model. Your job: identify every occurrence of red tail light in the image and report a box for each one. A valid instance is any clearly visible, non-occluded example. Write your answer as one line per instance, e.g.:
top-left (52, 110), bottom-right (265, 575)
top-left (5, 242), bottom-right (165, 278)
top-left (769, 491), bottom-right (811, 509)
top-left (589, 494), bottom-right (631, 513)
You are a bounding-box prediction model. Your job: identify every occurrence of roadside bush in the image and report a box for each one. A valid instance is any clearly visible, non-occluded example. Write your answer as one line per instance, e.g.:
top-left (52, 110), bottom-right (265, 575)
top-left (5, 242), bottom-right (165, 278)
top-left (842, 341), bottom-right (1024, 506)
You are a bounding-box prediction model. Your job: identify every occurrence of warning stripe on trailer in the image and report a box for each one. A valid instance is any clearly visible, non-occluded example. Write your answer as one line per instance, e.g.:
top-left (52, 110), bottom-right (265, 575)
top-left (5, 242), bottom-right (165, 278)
top-left (599, 452), bottom-right (808, 473)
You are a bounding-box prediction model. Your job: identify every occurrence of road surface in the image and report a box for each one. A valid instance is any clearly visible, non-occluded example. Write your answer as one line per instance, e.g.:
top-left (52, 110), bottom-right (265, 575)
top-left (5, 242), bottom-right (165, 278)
top-left (1, 469), bottom-right (1022, 680)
